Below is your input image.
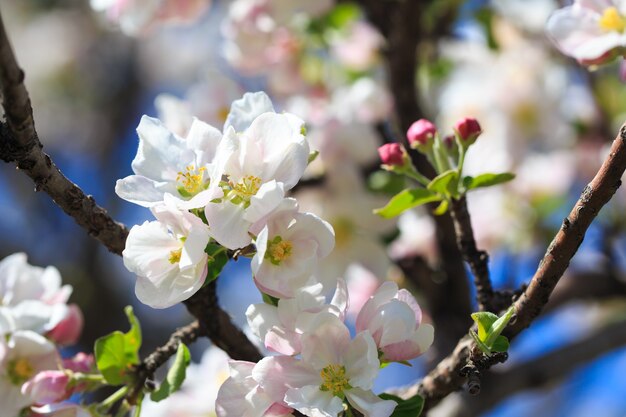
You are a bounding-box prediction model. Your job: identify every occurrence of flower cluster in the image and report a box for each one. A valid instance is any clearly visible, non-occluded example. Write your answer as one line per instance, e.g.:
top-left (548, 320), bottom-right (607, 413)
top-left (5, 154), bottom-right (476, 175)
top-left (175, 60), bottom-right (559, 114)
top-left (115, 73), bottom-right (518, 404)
top-left (0, 253), bottom-right (92, 417)
top-left (118, 91), bottom-right (433, 416)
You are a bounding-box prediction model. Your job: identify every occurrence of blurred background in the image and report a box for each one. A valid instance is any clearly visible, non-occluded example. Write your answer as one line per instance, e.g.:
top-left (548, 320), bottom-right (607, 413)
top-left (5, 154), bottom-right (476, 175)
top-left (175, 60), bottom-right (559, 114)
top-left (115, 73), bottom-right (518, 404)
top-left (2, 0), bottom-right (626, 416)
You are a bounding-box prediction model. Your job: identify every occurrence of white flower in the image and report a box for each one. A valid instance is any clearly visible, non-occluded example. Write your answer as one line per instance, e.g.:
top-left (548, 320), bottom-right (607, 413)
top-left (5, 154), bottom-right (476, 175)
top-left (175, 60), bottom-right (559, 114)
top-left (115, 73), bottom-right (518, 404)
top-left (204, 93), bottom-right (310, 249)
top-left (250, 198), bottom-right (334, 299)
top-left (0, 331), bottom-right (59, 417)
top-left (216, 360), bottom-right (293, 417)
top-left (246, 280), bottom-right (347, 355)
top-left (115, 115), bottom-right (222, 209)
top-left (254, 314), bottom-right (396, 417)
top-left (546, 0), bottom-right (626, 64)
top-left (356, 282), bottom-right (434, 363)
top-left (122, 199), bottom-right (211, 308)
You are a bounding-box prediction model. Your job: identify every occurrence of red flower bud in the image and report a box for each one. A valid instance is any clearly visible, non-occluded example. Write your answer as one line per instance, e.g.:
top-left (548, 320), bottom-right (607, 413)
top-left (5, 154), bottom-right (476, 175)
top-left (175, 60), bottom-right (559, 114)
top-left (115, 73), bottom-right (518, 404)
top-left (407, 119), bottom-right (437, 149)
top-left (454, 117), bottom-right (482, 146)
top-left (378, 143), bottom-right (406, 167)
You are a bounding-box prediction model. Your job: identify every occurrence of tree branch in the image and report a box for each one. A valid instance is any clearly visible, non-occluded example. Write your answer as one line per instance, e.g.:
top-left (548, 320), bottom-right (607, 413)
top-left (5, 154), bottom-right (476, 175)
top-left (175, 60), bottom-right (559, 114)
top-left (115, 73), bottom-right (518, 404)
top-left (0, 7), bottom-right (261, 363)
top-left (449, 197), bottom-right (494, 311)
top-left (409, 124), bottom-right (626, 411)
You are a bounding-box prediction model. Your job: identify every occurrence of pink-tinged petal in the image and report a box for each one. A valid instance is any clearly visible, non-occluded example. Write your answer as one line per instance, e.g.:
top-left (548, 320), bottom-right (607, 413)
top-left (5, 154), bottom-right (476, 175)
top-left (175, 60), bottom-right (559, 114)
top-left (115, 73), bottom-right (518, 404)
top-left (381, 324), bottom-right (434, 362)
top-left (47, 304), bottom-right (83, 346)
top-left (329, 278), bottom-right (349, 321)
top-left (344, 331), bottom-right (379, 390)
top-left (345, 388), bottom-right (396, 417)
top-left (288, 212), bottom-right (335, 258)
top-left (265, 328), bottom-right (301, 355)
top-left (253, 356), bottom-right (318, 402)
top-left (246, 303), bottom-right (280, 342)
top-left (355, 281), bottom-right (397, 333)
top-left (396, 289), bottom-right (422, 325)
top-left (205, 201), bottom-right (251, 249)
top-left (373, 300), bottom-right (418, 347)
top-left (301, 315), bottom-right (351, 369)
top-left (284, 385), bottom-right (344, 417)
top-left (265, 402), bottom-right (294, 416)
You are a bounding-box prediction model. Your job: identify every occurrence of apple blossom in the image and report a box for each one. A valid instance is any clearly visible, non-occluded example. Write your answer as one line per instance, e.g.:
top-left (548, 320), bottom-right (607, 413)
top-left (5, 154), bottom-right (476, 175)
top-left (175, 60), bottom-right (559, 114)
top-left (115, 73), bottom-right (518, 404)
top-left (356, 282), bottom-right (434, 363)
top-left (0, 331), bottom-right (60, 417)
top-left (546, 0), bottom-right (626, 65)
top-left (246, 280), bottom-right (347, 355)
top-left (21, 370), bottom-right (70, 406)
top-left (216, 360), bottom-right (293, 417)
top-left (62, 353), bottom-right (94, 374)
top-left (204, 93), bottom-right (310, 249)
top-left (253, 314), bottom-right (396, 417)
top-left (122, 198), bottom-right (211, 308)
top-left (250, 198), bottom-right (335, 299)
top-left (116, 116), bottom-right (223, 209)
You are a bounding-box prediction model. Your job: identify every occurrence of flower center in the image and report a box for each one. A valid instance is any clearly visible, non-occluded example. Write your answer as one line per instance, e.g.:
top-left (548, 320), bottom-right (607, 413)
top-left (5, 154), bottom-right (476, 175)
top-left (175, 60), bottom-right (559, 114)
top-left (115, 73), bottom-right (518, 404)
top-left (265, 236), bottom-right (293, 265)
top-left (217, 106), bottom-right (230, 123)
top-left (332, 217), bottom-right (354, 248)
top-left (168, 248), bottom-right (182, 264)
top-left (177, 165), bottom-right (208, 197)
top-left (7, 358), bottom-right (34, 386)
top-left (230, 175), bottom-right (262, 200)
top-left (599, 7), bottom-right (626, 32)
top-left (319, 364), bottom-right (350, 397)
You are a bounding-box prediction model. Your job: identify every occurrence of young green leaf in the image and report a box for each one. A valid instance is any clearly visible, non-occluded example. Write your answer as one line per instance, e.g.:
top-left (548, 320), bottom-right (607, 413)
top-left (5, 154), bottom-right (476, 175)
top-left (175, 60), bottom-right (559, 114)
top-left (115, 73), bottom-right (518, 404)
top-left (94, 332), bottom-right (128, 385)
top-left (150, 343), bottom-right (192, 402)
top-left (491, 335), bottom-right (510, 353)
top-left (470, 311), bottom-right (499, 341)
top-left (484, 306), bottom-right (515, 348)
top-left (433, 199), bottom-right (449, 216)
top-left (463, 173), bottom-right (515, 190)
top-left (427, 170), bottom-right (458, 196)
top-left (379, 393), bottom-right (425, 417)
top-left (123, 306), bottom-right (142, 365)
top-left (374, 188), bottom-right (441, 218)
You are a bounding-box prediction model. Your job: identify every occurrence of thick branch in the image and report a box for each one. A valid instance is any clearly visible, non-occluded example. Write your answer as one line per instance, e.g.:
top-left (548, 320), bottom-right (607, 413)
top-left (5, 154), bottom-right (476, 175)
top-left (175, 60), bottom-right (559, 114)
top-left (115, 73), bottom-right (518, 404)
top-left (409, 125), bottom-right (626, 411)
top-left (449, 197), bottom-right (494, 311)
top-left (127, 321), bottom-right (202, 405)
top-left (0, 9), bottom-right (261, 363)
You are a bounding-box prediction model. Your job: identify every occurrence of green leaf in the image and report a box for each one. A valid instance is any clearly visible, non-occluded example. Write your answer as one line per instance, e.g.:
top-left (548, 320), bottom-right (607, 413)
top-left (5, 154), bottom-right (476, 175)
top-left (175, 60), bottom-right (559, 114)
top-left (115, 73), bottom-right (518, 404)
top-left (379, 393), bottom-right (425, 417)
top-left (427, 170), bottom-right (458, 195)
top-left (470, 330), bottom-right (492, 355)
top-left (491, 335), bottom-right (510, 353)
top-left (463, 173), bottom-right (515, 190)
top-left (326, 3), bottom-right (360, 28)
top-left (374, 188), bottom-right (441, 219)
top-left (123, 306), bottom-right (142, 365)
top-left (94, 332), bottom-right (128, 385)
top-left (262, 293), bottom-right (280, 306)
top-left (470, 311), bottom-right (499, 341)
top-left (484, 306), bottom-right (515, 347)
top-left (433, 199), bottom-right (449, 216)
top-left (150, 343), bottom-right (191, 402)
top-left (205, 243), bottom-right (228, 284)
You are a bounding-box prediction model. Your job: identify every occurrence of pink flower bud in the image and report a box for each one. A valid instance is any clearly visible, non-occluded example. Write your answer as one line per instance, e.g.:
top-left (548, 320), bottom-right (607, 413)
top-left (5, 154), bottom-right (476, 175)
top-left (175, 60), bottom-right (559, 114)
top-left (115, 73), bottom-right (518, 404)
top-left (378, 143), bottom-right (406, 167)
top-left (407, 119), bottom-right (437, 149)
top-left (22, 370), bottom-right (70, 405)
top-left (47, 304), bottom-right (83, 346)
top-left (454, 117), bottom-right (482, 146)
top-left (62, 353), bottom-right (94, 374)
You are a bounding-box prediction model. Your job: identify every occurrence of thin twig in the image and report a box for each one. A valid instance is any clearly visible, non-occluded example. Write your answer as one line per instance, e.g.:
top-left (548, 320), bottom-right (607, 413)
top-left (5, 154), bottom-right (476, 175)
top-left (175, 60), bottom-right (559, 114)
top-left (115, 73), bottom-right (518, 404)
top-left (408, 124), bottom-right (626, 411)
top-left (0, 8), bottom-right (261, 363)
top-left (449, 197), bottom-right (494, 311)
top-left (127, 321), bottom-right (202, 405)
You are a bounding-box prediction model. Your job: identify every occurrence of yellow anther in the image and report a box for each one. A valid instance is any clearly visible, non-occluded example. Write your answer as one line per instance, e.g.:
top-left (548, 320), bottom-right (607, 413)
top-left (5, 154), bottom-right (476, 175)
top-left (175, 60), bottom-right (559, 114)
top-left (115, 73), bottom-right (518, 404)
top-left (168, 248), bottom-right (182, 264)
top-left (8, 358), bottom-right (34, 385)
top-left (599, 7), bottom-right (626, 32)
top-left (319, 364), bottom-right (350, 397)
top-left (266, 238), bottom-right (293, 265)
top-left (230, 175), bottom-right (262, 199)
top-left (332, 218), bottom-right (354, 248)
top-left (176, 165), bottom-right (207, 196)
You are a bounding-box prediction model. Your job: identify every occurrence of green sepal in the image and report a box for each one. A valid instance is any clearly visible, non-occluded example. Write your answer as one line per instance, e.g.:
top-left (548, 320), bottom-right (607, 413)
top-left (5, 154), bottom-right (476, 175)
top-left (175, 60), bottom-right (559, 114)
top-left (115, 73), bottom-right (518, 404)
top-left (204, 243), bottom-right (228, 284)
top-left (379, 393), bottom-right (425, 417)
top-left (94, 306), bottom-right (143, 385)
top-left (262, 293), bottom-right (280, 306)
top-left (374, 188), bottom-right (441, 219)
top-left (469, 329), bottom-right (493, 355)
top-left (463, 173), bottom-right (515, 191)
top-left (307, 150), bottom-right (319, 164)
top-left (150, 343), bottom-right (191, 402)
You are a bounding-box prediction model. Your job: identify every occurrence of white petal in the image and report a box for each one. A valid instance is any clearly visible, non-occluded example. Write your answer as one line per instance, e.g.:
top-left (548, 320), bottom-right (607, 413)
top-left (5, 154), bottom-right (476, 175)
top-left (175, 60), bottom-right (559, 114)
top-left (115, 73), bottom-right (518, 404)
top-left (205, 201), bottom-right (252, 249)
top-left (284, 386), bottom-right (343, 417)
top-left (345, 388), bottom-right (396, 417)
top-left (301, 315), bottom-right (350, 369)
top-left (344, 331), bottom-right (379, 390)
top-left (224, 92), bottom-right (275, 133)
top-left (115, 176), bottom-right (170, 207)
top-left (244, 181), bottom-right (286, 224)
